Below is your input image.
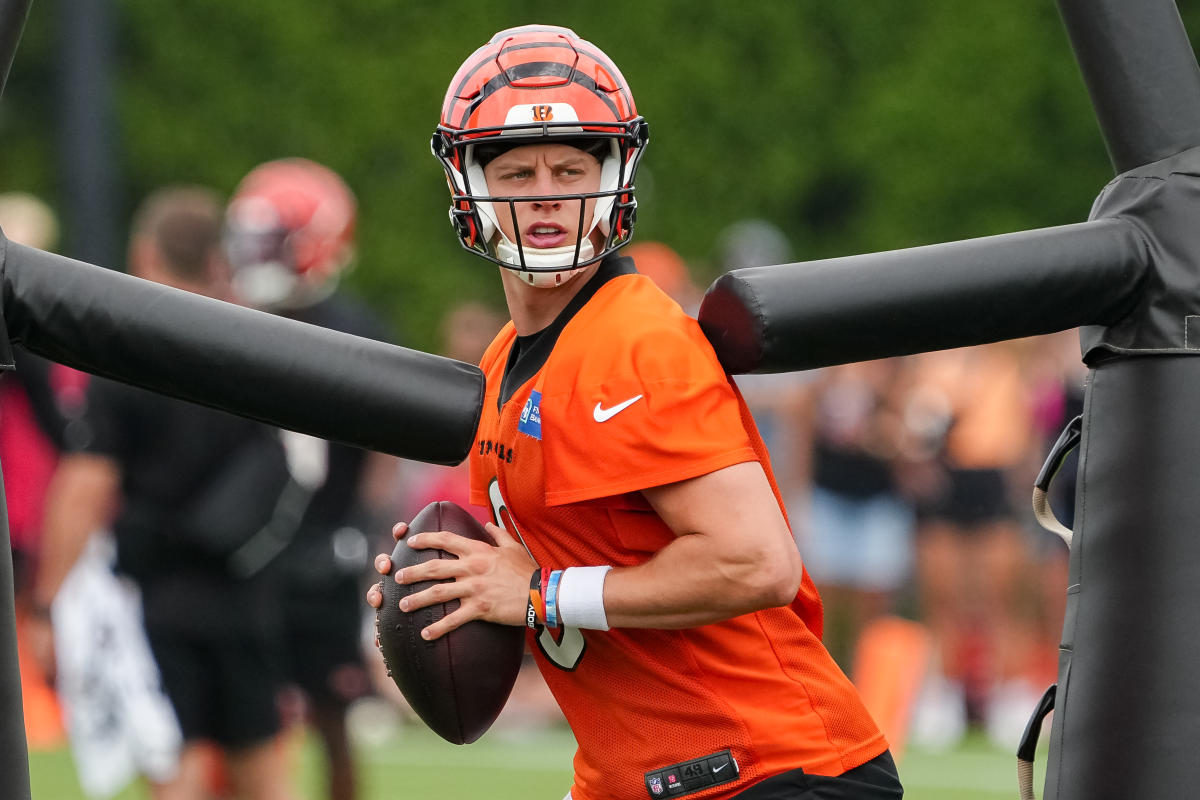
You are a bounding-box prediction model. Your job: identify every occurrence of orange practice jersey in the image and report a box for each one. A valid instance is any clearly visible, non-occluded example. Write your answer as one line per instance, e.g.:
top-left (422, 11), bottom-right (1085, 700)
top-left (469, 261), bottom-right (885, 800)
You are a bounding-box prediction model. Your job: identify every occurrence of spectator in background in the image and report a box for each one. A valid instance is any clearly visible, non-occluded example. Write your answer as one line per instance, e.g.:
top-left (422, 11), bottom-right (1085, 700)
top-left (904, 342), bottom-right (1043, 749)
top-left (623, 241), bottom-right (702, 315)
top-left (0, 192), bottom-right (80, 751)
top-left (224, 159), bottom-right (397, 800)
top-left (32, 186), bottom-right (297, 800)
top-left (0, 193), bottom-right (71, 599)
top-left (0, 191), bottom-right (59, 248)
top-left (402, 301), bottom-right (507, 525)
top-left (714, 218), bottom-right (795, 275)
top-left (796, 359), bottom-right (916, 671)
top-left (715, 219), bottom-right (813, 518)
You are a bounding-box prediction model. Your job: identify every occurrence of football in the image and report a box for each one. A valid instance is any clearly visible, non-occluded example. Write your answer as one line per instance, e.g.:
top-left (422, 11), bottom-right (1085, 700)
top-left (376, 500), bottom-right (525, 744)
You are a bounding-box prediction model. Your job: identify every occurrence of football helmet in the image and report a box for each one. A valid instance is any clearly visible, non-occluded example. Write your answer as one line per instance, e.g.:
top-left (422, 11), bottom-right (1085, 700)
top-left (224, 158), bottom-right (356, 311)
top-left (433, 25), bottom-right (649, 287)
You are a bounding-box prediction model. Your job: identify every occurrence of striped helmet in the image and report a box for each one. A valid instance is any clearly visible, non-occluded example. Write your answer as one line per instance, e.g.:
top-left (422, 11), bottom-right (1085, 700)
top-left (224, 158), bottom-right (357, 311)
top-left (433, 25), bottom-right (649, 287)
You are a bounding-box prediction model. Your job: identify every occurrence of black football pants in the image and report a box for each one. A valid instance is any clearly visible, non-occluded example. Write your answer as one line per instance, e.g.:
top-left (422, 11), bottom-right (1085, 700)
top-left (732, 751), bottom-right (903, 799)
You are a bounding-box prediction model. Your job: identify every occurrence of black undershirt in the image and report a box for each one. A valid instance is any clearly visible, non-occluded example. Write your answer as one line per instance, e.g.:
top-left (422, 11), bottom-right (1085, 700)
top-left (497, 255), bottom-right (636, 409)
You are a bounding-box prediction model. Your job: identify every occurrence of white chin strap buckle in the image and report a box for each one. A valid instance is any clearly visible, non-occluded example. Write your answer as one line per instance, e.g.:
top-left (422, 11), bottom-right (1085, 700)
top-left (516, 266), bottom-right (587, 288)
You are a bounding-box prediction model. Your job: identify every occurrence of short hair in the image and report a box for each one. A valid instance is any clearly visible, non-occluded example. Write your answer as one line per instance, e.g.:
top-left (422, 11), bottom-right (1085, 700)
top-left (0, 192), bottom-right (59, 251)
top-left (130, 186), bottom-right (223, 282)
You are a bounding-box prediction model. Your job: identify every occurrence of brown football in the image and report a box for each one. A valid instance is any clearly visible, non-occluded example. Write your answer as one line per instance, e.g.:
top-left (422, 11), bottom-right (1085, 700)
top-left (376, 500), bottom-right (525, 744)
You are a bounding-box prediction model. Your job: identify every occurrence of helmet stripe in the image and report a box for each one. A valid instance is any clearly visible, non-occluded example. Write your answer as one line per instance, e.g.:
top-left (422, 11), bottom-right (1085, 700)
top-left (574, 47), bottom-right (635, 113)
top-left (457, 61), bottom-right (620, 129)
top-left (451, 39), bottom-right (574, 101)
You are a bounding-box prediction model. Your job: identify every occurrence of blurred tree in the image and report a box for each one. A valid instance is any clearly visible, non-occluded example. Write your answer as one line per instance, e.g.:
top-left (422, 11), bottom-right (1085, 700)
top-left (0, 0), bottom-right (1194, 350)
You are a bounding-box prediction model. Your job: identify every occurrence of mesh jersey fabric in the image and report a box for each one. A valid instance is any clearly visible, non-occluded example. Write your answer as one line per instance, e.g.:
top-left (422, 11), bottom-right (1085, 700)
top-left (469, 269), bottom-right (886, 800)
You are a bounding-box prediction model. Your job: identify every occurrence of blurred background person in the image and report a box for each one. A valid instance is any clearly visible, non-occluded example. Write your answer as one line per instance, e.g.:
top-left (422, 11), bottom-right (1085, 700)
top-left (0, 192), bottom-right (70, 601)
top-left (31, 186), bottom-right (297, 800)
top-left (715, 221), bottom-right (813, 515)
top-left (796, 359), bottom-right (917, 672)
top-left (224, 158), bottom-right (397, 800)
top-left (401, 300), bottom-right (507, 525)
top-left (0, 192), bottom-right (78, 753)
top-left (623, 241), bottom-right (702, 315)
top-left (902, 341), bottom-right (1043, 750)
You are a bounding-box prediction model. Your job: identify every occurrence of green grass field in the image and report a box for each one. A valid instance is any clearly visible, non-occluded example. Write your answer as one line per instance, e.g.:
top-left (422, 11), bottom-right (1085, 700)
top-left (28, 720), bottom-right (1044, 800)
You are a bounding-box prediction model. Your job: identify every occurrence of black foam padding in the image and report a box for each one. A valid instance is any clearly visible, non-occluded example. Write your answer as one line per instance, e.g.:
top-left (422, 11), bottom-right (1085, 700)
top-left (1044, 357), bottom-right (1200, 799)
top-left (699, 218), bottom-right (1145, 374)
top-left (0, 5), bottom-right (49, 798)
top-left (1, 241), bottom-right (484, 465)
top-left (0, 0), bottom-right (29, 99)
top-left (376, 501), bottom-right (524, 744)
top-left (1080, 147), bottom-right (1200, 360)
top-left (1057, 0), bottom-right (1200, 174)
top-left (0, 477), bottom-right (30, 800)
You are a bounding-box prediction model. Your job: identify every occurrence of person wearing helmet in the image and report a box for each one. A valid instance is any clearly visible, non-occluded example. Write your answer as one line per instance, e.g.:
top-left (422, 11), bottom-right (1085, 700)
top-left (369, 26), bottom-right (902, 800)
top-left (35, 187), bottom-right (297, 800)
top-left (225, 159), bottom-right (395, 800)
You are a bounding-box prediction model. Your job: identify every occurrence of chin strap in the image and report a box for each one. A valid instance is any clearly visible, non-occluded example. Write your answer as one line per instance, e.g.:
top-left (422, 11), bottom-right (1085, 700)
top-left (493, 236), bottom-right (594, 287)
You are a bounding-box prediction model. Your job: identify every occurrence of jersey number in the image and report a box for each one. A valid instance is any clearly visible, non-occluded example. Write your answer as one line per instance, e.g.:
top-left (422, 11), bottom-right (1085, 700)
top-left (488, 479), bottom-right (586, 671)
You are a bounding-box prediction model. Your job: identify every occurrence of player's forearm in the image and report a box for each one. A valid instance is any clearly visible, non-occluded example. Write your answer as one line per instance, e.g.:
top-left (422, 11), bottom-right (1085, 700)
top-left (599, 530), bottom-right (802, 629)
top-left (584, 460), bottom-right (803, 629)
top-left (33, 455), bottom-right (120, 608)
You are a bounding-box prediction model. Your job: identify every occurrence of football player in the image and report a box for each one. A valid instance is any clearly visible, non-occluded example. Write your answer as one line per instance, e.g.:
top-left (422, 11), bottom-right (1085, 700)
top-left (226, 159), bottom-right (395, 800)
top-left (369, 25), bottom-right (902, 800)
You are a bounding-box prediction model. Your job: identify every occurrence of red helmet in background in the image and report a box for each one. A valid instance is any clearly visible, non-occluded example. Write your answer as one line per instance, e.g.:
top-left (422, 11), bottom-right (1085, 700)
top-left (433, 25), bottom-right (649, 287)
top-left (224, 158), bottom-right (357, 311)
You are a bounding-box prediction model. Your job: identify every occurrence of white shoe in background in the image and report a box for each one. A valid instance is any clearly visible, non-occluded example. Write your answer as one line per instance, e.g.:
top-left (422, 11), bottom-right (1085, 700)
top-left (909, 673), bottom-right (967, 751)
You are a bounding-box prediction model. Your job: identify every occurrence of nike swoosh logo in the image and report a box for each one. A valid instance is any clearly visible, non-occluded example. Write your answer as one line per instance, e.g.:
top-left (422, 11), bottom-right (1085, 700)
top-left (593, 394), bottom-right (643, 422)
top-left (713, 763), bottom-right (728, 773)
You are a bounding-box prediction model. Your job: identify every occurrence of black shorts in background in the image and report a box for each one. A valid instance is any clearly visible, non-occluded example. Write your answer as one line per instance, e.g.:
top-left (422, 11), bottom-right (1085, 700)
top-left (920, 467), bottom-right (1013, 528)
top-left (146, 629), bottom-right (283, 750)
top-left (281, 579), bottom-right (370, 709)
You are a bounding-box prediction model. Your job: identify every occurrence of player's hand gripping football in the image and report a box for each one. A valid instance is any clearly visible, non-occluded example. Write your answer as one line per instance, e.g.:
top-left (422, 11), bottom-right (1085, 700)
top-left (366, 520), bottom-right (536, 640)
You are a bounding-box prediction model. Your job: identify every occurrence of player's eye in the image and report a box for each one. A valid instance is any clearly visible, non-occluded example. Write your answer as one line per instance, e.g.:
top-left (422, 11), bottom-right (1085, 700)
top-left (500, 169), bottom-right (529, 181)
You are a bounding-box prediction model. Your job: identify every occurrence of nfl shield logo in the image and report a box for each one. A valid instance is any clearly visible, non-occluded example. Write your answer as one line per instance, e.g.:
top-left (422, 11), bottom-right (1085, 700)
top-left (649, 777), bottom-right (663, 796)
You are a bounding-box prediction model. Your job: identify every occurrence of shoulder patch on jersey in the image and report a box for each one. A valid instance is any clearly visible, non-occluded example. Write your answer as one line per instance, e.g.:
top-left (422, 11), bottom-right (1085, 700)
top-left (518, 390), bottom-right (543, 440)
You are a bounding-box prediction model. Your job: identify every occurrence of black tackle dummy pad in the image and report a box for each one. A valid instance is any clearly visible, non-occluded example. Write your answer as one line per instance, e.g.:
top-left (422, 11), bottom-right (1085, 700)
top-left (0, 250), bottom-right (12, 371)
top-left (0, 476), bottom-right (28, 800)
top-left (1081, 146), bottom-right (1200, 361)
top-left (1, 240), bottom-right (483, 465)
top-left (698, 217), bottom-right (1144, 375)
top-left (1044, 356), bottom-right (1200, 800)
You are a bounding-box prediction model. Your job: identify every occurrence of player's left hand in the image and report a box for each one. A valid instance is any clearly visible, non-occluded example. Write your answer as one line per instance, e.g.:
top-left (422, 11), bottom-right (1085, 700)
top-left (392, 521), bottom-right (535, 640)
top-left (365, 521), bottom-right (408, 618)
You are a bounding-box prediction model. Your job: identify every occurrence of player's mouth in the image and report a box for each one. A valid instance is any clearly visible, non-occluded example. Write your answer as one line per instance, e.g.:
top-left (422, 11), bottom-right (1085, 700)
top-left (523, 222), bottom-right (569, 248)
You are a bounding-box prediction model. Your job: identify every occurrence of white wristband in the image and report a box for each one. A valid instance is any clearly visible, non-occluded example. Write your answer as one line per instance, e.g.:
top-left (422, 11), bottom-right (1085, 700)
top-left (556, 566), bottom-right (613, 630)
